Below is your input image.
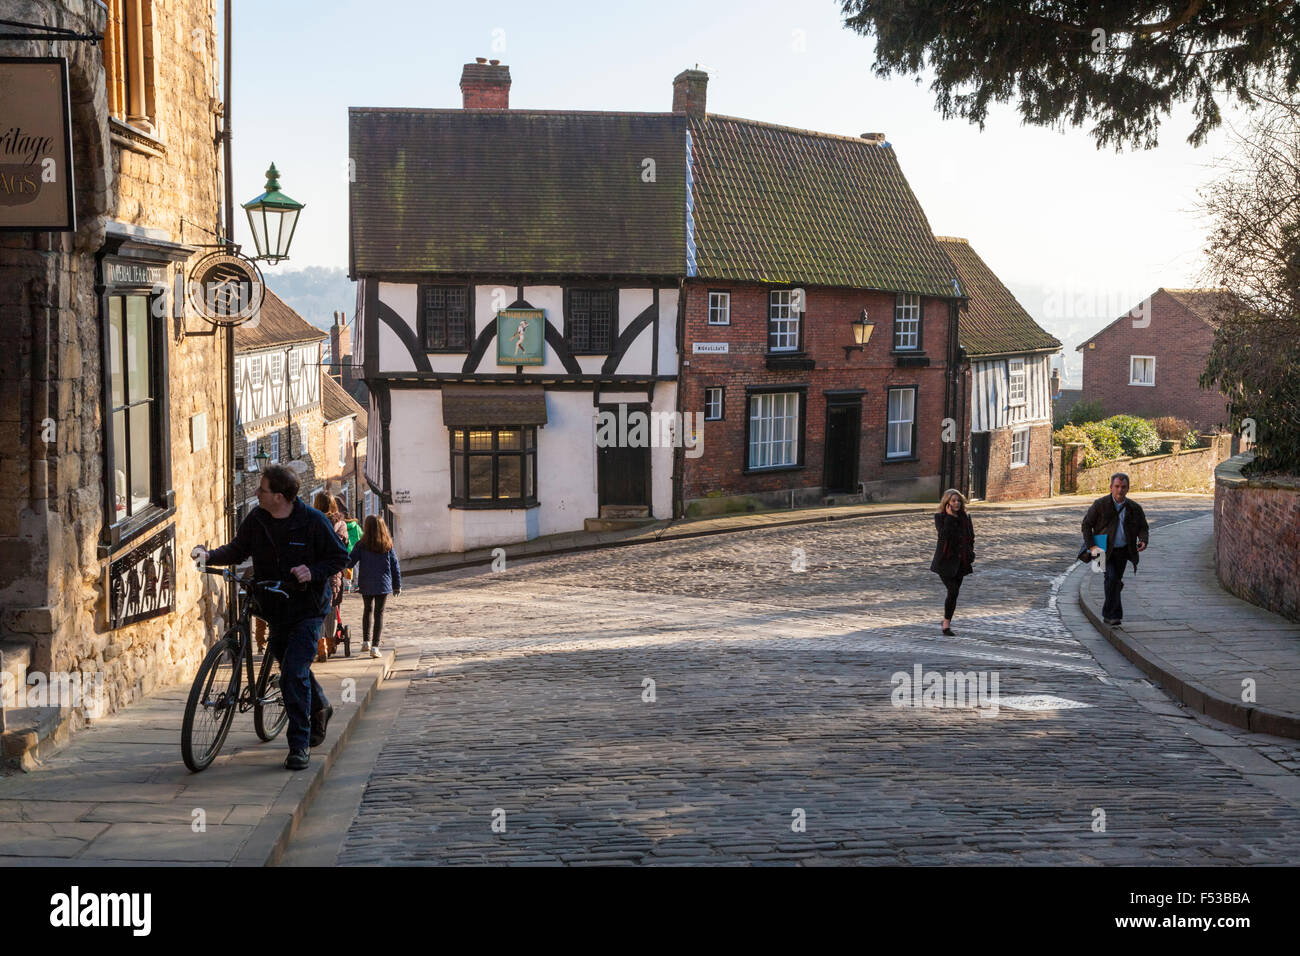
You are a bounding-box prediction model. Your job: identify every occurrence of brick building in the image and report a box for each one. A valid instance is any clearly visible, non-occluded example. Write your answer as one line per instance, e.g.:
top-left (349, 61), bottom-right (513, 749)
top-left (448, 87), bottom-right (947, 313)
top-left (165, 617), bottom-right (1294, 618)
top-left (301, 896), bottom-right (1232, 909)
top-left (1, 0), bottom-right (229, 757)
top-left (1077, 288), bottom-right (1232, 431)
top-left (321, 374), bottom-right (368, 519)
top-left (938, 237), bottom-right (1061, 501)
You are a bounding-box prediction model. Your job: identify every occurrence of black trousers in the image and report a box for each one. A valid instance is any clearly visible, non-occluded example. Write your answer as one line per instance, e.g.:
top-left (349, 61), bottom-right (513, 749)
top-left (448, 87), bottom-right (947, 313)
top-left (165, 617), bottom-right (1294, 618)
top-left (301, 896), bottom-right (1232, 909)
top-left (940, 573), bottom-right (964, 621)
top-left (362, 593), bottom-right (388, 646)
top-left (1103, 554), bottom-right (1127, 621)
top-left (266, 616), bottom-right (328, 753)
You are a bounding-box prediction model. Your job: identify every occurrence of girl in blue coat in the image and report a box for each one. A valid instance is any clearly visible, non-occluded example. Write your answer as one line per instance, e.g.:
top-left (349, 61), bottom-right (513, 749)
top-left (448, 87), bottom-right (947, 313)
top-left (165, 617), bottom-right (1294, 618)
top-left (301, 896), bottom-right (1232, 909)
top-left (347, 515), bottom-right (401, 658)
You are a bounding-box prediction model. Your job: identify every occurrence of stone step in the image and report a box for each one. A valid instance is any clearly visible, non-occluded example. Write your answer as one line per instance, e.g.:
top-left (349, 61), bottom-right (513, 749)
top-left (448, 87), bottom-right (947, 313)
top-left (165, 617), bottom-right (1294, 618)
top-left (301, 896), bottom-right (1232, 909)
top-left (600, 505), bottom-right (649, 519)
top-left (584, 517), bottom-right (659, 533)
top-left (0, 638), bottom-right (33, 689)
top-left (1, 704), bottom-right (80, 771)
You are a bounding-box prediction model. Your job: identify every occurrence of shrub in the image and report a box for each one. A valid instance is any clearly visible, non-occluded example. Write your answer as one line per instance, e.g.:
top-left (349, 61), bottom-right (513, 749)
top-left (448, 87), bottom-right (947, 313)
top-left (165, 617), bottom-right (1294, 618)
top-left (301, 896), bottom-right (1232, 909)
top-left (1101, 414), bottom-right (1163, 457)
top-left (1066, 399), bottom-right (1106, 425)
top-left (1080, 422), bottom-right (1125, 467)
top-left (1183, 430), bottom-right (1201, 449)
top-left (1149, 415), bottom-right (1191, 440)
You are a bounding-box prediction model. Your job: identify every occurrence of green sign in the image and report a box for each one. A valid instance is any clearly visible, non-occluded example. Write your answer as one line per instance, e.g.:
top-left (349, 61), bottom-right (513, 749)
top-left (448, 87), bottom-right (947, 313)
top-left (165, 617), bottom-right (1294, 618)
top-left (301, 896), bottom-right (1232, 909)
top-left (496, 309), bottom-right (545, 366)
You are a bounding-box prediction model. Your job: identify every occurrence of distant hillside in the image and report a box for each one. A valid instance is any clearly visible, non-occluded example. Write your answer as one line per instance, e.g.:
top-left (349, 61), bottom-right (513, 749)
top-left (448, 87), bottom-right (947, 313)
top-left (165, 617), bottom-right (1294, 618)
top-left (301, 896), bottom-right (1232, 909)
top-left (263, 266), bottom-right (356, 332)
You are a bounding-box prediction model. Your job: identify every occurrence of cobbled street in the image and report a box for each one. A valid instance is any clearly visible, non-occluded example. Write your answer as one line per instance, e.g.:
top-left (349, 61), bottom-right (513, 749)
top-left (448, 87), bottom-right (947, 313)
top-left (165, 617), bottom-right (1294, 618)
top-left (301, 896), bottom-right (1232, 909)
top-left (335, 498), bottom-right (1300, 865)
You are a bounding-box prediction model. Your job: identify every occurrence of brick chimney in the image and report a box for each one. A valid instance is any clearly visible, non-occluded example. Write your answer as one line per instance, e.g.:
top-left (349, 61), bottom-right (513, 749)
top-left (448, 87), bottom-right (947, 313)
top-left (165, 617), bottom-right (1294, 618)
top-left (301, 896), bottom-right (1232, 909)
top-left (1050, 366), bottom-right (1062, 397)
top-left (672, 68), bottom-right (708, 118)
top-left (460, 57), bottom-right (511, 109)
top-left (330, 311), bottom-right (351, 384)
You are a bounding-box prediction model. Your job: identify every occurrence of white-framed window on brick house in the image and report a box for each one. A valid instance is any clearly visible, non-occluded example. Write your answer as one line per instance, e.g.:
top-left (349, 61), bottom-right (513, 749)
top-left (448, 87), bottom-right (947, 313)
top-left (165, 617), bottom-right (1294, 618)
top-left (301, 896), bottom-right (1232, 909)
top-left (768, 290), bottom-right (800, 352)
top-left (1011, 427), bottom-right (1029, 467)
top-left (747, 390), bottom-right (801, 469)
top-left (104, 0), bottom-right (157, 134)
top-left (1007, 357), bottom-right (1026, 406)
top-left (298, 422), bottom-right (310, 458)
top-left (893, 294), bottom-right (921, 350)
top-left (245, 439), bottom-right (259, 471)
top-left (248, 355), bottom-right (262, 389)
top-left (708, 291), bottom-right (731, 325)
top-left (704, 387), bottom-right (724, 421)
top-left (886, 386), bottom-right (917, 459)
top-left (269, 431), bottom-right (280, 464)
top-left (1130, 355), bottom-right (1155, 386)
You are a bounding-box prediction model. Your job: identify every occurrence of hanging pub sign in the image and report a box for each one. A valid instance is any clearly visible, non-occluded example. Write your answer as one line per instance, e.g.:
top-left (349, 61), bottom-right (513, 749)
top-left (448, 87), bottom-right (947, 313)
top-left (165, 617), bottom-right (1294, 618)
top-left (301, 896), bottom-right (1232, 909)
top-left (496, 309), bottom-right (545, 366)
top-left (108, 524), bottom-right (175, 630)
top-left (186, 250), bottom-right (265, 326)
top-left (0, 57), bottom-right (76, 231)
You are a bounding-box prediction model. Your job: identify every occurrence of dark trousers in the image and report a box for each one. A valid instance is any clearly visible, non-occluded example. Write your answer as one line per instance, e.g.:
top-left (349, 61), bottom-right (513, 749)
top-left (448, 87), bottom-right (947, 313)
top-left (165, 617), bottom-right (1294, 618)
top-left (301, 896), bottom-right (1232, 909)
top-left (940, 573), bottom-right (964, 621)
top-left (1103, 554), bottom-right (1128, 621)
top-left (362, 593), bottom-right (388, 646)
top-left (267, 616), bottom-right (328, 752)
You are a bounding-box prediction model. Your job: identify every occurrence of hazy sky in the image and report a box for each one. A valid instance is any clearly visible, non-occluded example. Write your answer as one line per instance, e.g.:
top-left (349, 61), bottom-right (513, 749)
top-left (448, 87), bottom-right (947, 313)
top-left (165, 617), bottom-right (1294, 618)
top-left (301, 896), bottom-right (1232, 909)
top-left (228, 0), bottom-right (1250, 367)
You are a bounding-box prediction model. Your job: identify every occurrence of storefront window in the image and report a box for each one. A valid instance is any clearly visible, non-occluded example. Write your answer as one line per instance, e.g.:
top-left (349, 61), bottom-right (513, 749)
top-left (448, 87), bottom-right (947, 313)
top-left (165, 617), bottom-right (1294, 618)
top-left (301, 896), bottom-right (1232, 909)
top-left (450, 426), bottom-right (539, 507)
top-left (108, 294), bottom-right (157, 519)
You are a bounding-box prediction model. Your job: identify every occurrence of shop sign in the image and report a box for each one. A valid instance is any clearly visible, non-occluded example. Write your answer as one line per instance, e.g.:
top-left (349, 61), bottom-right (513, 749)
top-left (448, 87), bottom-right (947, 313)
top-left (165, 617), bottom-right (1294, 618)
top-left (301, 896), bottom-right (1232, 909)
top-left (0, 57), bottom-right (76, 231)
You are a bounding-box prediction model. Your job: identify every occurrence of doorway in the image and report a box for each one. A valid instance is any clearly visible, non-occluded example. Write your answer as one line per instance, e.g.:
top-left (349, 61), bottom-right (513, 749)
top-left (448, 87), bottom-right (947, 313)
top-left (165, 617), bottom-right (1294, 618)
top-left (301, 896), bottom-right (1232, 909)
top-left (597, 403), bottom-right (651, 515)
top-left (823, 400), bottom-right (861, 494)
top-left (970, 432), bottom-right (990, 500)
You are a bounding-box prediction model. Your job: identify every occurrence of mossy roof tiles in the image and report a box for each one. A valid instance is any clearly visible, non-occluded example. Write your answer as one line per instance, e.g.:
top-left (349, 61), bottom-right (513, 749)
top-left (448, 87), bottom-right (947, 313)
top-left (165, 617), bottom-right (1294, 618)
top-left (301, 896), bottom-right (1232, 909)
top-left (937, 236), bottom-right (1061, 357)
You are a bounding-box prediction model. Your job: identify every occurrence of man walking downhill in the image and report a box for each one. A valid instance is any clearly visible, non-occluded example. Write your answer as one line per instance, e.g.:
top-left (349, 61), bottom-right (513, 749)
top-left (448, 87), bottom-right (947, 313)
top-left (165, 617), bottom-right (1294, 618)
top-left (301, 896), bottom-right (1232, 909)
top-left (192, 465), bottom-right (349, 770)
top-left (1082, 472), bottom-right (1150, 627)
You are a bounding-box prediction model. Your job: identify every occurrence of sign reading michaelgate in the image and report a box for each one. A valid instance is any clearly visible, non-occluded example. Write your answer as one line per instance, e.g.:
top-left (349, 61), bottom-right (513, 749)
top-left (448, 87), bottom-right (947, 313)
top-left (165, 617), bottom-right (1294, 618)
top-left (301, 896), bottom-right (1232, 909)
top-left (0, 57), bottom-right (76, 231)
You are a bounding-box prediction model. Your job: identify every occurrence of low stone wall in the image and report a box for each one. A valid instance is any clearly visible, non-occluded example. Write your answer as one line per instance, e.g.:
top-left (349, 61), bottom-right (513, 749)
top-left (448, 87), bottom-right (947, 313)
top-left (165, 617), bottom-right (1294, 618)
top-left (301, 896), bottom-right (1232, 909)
top-left (1215, 455), bottom-right (1300, 623)
top-left (1067, 433), bottom-right (1232, 495)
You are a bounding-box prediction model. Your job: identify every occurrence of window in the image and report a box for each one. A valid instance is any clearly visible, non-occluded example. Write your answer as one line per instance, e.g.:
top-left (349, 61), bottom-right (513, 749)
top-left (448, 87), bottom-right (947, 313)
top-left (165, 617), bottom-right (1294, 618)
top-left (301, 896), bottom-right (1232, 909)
top-left (289, 350), bottom-right (301, 381)
top-left (419, 285), bottom-right (470, 351)
top-left (450, 427), bottom-right (539, 507)
top-left (708, 291), bottom-right (731, 325)
top-left (1008, 357), bottom-right (1026, 406)
top-left (1130, 355), bottom-right (1155, 386)
top-left (107, 295), bottom-right (160, 520)
top-left (893, 294), bottom-right (921, 350)
top-left (565, 288), bottom-right (616, 353)
top-left (245, 439), bottom-right (259, 471)
top-left (339, 423), bottom-right (349, 468)
top-left (748, 391), bottom-right (800, 469)
top-left (269, 353), bottom-right (282, 385)
top-left (704, 387), bottom-right (724, 421)
top-left (248, 355), bottom-right (262, 389)
top-left (298, 422), bottom-right (310, 458)
top-left (768, 290), bottom-right (800, 352)
top-left (1011, 427), bottom-right (1029, 467)
top-left (104, 0), bottom-right (156, 133)
top-left (269, 431), bottom-right (280, 464)
top-left (886, 387), bottom-right (916, 459)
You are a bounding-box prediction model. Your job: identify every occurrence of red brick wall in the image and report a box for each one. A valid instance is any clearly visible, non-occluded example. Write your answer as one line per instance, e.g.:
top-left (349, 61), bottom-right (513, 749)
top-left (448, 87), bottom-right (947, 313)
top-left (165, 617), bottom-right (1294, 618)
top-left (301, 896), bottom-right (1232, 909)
top-left (1215, 457), bottom-right (1300, 622)
top-left (983, 422), bottom-right (1053, 501)
top-left (681, 281), bottom-right (952, 501)
top-left (1079, 290), bottom-right (1228, 430)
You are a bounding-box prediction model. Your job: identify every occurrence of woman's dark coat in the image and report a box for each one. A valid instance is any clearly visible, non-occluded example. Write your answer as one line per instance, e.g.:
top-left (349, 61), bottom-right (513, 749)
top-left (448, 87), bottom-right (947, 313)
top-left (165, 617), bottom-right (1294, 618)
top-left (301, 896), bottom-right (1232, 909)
top-left (930, 510), bottom-right (975, 578)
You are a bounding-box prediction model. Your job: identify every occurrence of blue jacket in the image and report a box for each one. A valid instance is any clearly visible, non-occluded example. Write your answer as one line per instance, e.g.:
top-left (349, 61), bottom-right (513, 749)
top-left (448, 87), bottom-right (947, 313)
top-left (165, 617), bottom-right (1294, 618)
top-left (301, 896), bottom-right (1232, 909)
top-left (347, 545), bottom-right (401, 596)
top-left (205, 499), bottom-right (349, 624)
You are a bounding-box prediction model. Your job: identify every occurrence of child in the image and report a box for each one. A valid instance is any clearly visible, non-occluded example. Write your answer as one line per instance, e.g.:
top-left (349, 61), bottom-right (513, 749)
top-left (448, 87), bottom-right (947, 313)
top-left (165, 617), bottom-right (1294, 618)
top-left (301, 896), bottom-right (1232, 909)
top-left (347, 515), bottom-right (401, 658)
top-left (341, 504), bottom-right (363, 591)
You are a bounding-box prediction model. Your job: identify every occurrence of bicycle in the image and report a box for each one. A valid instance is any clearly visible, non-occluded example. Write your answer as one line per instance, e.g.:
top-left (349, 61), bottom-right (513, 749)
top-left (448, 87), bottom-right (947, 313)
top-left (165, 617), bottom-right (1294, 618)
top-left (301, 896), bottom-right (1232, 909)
top-left (180, 566), bottom-right (292, 772)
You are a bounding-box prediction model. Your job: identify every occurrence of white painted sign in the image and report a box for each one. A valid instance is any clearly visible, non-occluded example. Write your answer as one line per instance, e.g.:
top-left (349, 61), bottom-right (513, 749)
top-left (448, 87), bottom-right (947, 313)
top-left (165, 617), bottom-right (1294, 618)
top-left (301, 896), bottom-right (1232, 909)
top-left (693, 342), bottom-right (729, 354)
top-left (190, 412), bottom-right (207, 453)
top-left (393, 489), bottom-right (412, 504)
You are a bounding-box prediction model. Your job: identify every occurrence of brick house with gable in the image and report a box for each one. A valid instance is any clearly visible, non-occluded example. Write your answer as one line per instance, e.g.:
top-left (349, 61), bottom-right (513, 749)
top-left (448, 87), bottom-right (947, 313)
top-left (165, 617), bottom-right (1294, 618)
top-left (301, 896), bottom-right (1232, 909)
top-left (1076, 288), bottom-right (1232, 431)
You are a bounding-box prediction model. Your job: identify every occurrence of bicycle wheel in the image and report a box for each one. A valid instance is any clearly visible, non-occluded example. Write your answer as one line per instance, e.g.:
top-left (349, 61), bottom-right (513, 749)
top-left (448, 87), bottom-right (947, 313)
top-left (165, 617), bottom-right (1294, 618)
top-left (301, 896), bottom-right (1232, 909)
top-left (253, 648), bottom-right (289, 741)
top-left (181, 634), bottom-right (242, 772)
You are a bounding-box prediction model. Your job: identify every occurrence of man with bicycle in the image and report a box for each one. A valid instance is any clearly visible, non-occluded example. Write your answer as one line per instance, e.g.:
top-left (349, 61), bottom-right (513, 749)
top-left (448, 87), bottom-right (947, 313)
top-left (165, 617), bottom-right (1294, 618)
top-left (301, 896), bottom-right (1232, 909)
top-left (192, 465), bottom-right (349, 770)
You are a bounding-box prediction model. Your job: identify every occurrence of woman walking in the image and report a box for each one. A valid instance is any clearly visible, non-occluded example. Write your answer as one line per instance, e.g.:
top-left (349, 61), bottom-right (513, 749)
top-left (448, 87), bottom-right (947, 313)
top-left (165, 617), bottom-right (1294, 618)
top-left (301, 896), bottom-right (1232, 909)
top-left (929, 489), bottom-right (975, 636)
top-left (347, 515), bottom-right (401, 659)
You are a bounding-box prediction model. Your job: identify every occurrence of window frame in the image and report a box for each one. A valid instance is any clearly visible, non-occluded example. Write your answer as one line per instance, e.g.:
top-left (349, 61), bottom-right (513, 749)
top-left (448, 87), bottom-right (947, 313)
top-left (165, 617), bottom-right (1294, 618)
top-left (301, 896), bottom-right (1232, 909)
top-left (707, 290), bottom-right (731, 326)
top-left (892, 293), bottom-right (922, 352)
top-left (1130, 355), bottom-right (1156, 386)
top-left (339, 421), bottom-right (349, 468)
top-left (417, 282), bottom-right (472, 352)
top-left (563, 286), bottom-right (619, 355)
top-left (884, 385), bottom-right (919, 461)
top-left (448, 426), bottom-right (540, 509)
top-left (104, 0), bottom-right (158, 134)
top-left (1010, 427), bottom-right (1030, 468)
top-left (1007, 357), bottom-right (1027, 406)
top-left (704, 386), bottom-right (725, 421)
top-left (743, 385), bottom-right (807, 473)
top-left (767, 288), bottom-right (802, 353)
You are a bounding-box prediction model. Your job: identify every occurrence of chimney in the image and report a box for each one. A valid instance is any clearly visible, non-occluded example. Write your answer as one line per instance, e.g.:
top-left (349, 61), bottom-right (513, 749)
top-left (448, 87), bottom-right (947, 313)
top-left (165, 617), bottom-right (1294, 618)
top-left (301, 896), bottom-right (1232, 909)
top-left (672, 68), bottom-right (708, 118)
top-left (460, 58), bottom-right (511, 109)
top-left (330, 311), bottom-right (351, 384)
top-left (1050, 367), bottom-right (1062, 397)
top-left (860, 132), bottom-right (886, 145)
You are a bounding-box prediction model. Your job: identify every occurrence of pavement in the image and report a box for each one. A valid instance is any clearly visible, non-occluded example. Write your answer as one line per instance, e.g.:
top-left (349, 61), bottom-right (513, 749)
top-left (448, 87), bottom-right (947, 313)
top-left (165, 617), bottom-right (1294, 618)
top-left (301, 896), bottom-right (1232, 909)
top-left (1080, 513), bottom-right (1300, 739)
top-left (0, 647), bottom-right (392, 865)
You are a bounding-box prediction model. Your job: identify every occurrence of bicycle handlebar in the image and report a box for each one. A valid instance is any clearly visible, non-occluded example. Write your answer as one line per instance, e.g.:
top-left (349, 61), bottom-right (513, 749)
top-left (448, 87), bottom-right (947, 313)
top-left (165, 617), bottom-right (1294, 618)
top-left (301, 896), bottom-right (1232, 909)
top-left (198, 565), bottom-right (295, 596)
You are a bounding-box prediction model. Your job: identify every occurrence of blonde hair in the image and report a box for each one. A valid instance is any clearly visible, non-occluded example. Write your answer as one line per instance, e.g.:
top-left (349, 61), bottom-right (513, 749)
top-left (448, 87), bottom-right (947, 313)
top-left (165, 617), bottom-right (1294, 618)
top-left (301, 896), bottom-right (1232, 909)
top-left (937, 488), bottom-right (966, 513)
top-left (360, 514), bottom-right (393, 554)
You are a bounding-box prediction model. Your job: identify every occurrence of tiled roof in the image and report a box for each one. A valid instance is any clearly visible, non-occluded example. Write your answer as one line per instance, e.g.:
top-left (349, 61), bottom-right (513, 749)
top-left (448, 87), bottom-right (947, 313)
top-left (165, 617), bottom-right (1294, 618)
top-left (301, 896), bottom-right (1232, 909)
top-left (348, 109), bottom-right (687, 277)
top-left (441, 386), bottom-right (548, 427)
top-left (937, 237), bottom-right (1061, 357)
top-left (235, 288), bottom-right (327, 352)
top-left (689, 116), bottom-right (962, 297)
top-left (1162, 288), bottom-right (1236, 327)
top-left (321, 373), bottom-right (365, 424)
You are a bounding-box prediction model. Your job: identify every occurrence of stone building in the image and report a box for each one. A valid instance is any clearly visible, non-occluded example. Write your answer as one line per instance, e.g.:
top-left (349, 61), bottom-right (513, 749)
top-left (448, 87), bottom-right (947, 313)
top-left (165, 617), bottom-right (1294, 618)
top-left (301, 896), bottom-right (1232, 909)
top-left (320, 374), bottom-right (368, 520)
top-left (1, 0), bottom-right (229, 761)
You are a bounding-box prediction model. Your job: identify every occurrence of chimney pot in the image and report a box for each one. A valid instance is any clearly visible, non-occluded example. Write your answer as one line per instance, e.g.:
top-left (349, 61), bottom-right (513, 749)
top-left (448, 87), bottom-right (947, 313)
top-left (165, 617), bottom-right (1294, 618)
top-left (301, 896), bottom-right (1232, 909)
top-left (489, 59), bottom-right (500, 65)
top-left (461, 59), bottom-right (511, 109)
top-left (672, 68), bottom-right (708, 118)
top-left (475, 57), bottom-right (487, 64)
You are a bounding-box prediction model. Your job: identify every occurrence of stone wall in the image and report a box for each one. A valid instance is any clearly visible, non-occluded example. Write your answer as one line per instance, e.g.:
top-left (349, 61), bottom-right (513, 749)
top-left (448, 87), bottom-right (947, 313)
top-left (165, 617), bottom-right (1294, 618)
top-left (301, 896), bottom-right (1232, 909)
top-left (1065, 433), bottom-right (1233, 495)
top-left (1214, 455), bottom-right (1300, 623)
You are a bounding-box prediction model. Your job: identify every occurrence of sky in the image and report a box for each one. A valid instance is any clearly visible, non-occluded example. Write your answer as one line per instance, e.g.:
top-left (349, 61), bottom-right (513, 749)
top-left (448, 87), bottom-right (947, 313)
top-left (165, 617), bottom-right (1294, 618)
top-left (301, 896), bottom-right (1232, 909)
top-left (226, 0), bottom-right (1252, 377)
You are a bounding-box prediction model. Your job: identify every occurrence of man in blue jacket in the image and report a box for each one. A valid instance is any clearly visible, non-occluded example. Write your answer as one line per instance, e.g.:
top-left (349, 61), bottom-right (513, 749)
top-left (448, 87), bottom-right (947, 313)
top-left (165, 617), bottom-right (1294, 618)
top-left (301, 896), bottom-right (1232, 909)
top-left (192, 465), bottom-right (349, 770)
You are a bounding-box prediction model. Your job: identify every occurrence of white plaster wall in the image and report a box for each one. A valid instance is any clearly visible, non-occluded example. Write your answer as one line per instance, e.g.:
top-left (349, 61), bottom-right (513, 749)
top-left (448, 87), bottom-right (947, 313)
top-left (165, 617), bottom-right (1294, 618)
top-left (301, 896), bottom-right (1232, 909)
top-left (659, 287), bottom-right (680, 368)
top-left (377, 283), bottom-right (418, 374)
top-left (537, 390), bottom-right (600, 537)
top-left (651, 381), bottom-right (677, 519)
top-left (387, 389), bottom-right (450, 559)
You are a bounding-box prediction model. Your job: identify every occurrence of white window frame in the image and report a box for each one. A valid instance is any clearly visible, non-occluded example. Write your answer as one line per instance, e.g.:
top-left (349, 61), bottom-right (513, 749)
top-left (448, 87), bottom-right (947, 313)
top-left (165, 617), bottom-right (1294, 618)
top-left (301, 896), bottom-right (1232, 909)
top-left (748, 391), bottom-right (799, 469)
top-left (248, 356), bottom-right (261, 389)
top-left (1007, 357), bottom-right (1026, 406)
top-left (339, 422), bottom-right (349, 467)
top-left (269, 431), bottom-right (280, 464)
top-left (886, 387), bottom-right (916, 459)
top-left (768, 290), bottom-right (799, 352)
top-left (270, 353), bottom-right (283, 384)
top-left (704, 387), bottom-right (724, 421)
top-left (893, 294), bottom-right (920, 351)
top-left (289, 350), bottom-right (302, 381)
top-left (245, 439), bottom-right (259, 471)
top-left (1010, 427), bottom-right (1029, 468)
top-left (1130, 355), bottom-right (1156, 386)
top-left (707, 291), bottom-right (731, 326)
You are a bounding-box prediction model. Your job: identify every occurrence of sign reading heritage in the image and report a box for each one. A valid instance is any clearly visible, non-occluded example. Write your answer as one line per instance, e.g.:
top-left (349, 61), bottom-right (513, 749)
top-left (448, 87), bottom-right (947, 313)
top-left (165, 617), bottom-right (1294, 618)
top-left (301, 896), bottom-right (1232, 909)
top-left (109, 524), bottom-right (175, 630)
top-left (496, 309), bottom-right (545, 366)
top-left (0, 57), bottom-right (76, 231)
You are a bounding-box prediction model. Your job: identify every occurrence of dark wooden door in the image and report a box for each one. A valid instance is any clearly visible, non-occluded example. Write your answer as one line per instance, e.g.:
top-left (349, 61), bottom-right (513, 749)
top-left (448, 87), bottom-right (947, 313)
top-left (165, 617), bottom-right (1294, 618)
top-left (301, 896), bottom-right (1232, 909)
top-left (970, 432), bottom-right (990, 500)
top-left (823, 403), bottom-right (861, 493)
top-left (597, 403), bottom-right (650, 509)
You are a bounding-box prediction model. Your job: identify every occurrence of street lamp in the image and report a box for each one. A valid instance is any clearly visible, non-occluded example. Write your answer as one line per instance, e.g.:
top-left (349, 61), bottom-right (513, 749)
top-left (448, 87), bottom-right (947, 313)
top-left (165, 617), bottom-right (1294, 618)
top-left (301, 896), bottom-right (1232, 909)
top-left (254, 446), bottom-right (270, 472)
top-left (843, 308), bottom-right (876, 360)
top-left (242, 163), bottom-right (304, 264)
